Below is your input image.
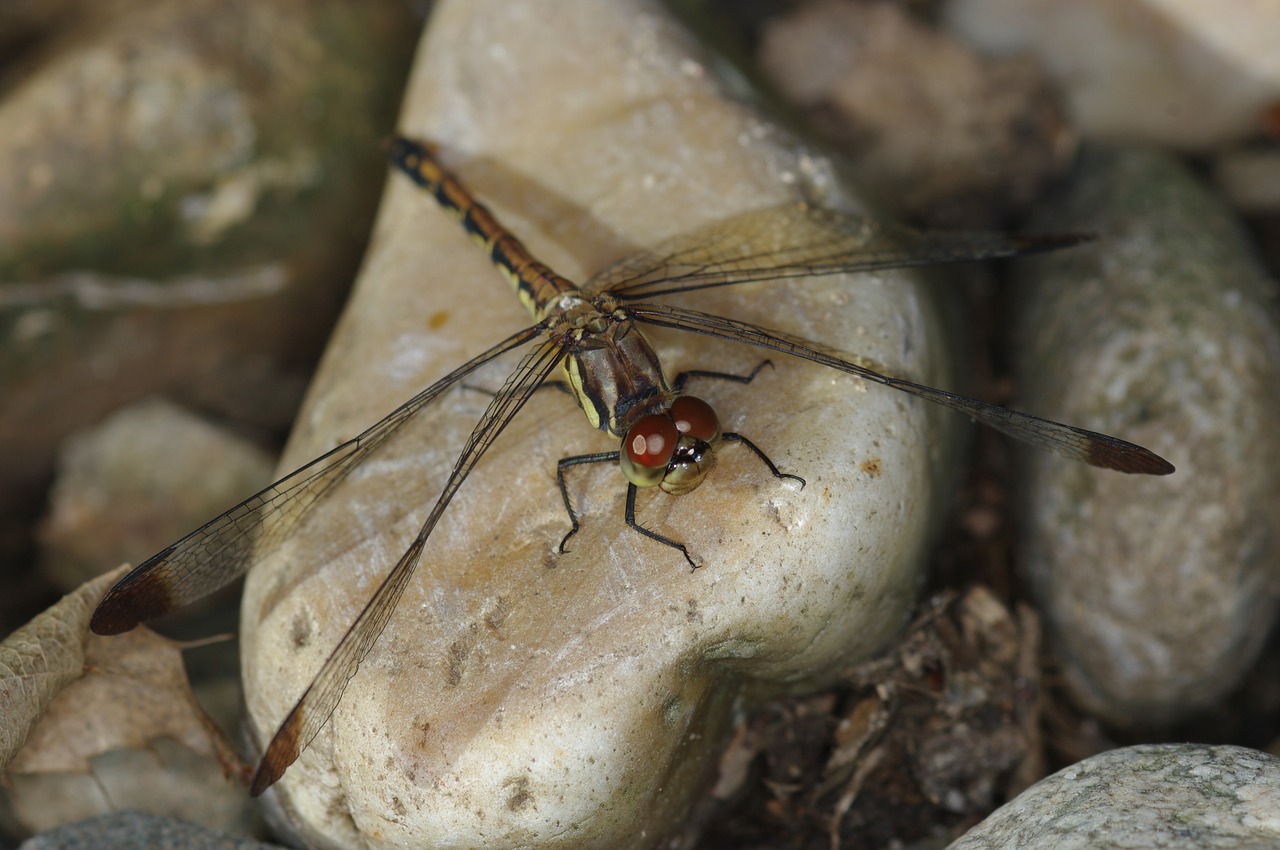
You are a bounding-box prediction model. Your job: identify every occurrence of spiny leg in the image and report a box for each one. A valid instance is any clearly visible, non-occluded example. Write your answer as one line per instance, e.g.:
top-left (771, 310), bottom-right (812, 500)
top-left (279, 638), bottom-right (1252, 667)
top-left (624, 482), bottom-right (697, 570)
top-left (673, 360), bottom-right (805, 487)
top-left (672, 359), bottom-right (774, 393)
top-left (557, 452), bottom-right (698, 569)
top-left (557, 451), bottom-right (619, 555)
top-left (722, 432), bottom-right (805, 488)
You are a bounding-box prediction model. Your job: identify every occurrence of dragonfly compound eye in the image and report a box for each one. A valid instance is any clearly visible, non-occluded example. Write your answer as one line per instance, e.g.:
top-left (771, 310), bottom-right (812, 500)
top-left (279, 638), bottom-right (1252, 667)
top-left (670, 396), bottom-right (720, 443)
top-left (658, 435), bottom-right (714, 496)
top-left (620, 414), bottom-right (679, 488)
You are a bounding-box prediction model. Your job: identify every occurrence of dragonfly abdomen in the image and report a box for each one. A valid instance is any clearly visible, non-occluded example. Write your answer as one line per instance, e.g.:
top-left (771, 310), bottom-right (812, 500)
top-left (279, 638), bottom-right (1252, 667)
top-left (386, 137), bottom-right (575, 320)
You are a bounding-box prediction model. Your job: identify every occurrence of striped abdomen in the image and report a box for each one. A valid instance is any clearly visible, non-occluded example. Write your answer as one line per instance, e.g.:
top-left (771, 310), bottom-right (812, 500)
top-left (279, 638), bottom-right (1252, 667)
top-left (387, 137), bottom-right (575, 320)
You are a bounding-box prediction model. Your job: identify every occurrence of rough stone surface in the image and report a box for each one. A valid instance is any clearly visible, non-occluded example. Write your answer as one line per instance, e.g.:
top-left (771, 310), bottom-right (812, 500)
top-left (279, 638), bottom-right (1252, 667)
top-left (240, 1), bottom-right (967, 848)
top-left (1012, 145), bottom-right (1280, 724)
top-left (18, 811), bottom-right (284, 850)
top-left (759, 0), bottom-right (1074, 227)
top-left (948, 744), bottom-right (1280, 849)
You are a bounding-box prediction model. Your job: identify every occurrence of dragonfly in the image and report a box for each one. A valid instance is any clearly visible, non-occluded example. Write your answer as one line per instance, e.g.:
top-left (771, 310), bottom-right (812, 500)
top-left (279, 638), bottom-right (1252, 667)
top-left (90, 136), bottom-right (1175, 796)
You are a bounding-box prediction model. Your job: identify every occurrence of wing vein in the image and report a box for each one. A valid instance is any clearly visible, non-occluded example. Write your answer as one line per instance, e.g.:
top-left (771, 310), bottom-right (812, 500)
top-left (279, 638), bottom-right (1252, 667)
top-left (89, 322), bottom-right (549, 635)
top-left (250, 336), bottom-right (568, 794)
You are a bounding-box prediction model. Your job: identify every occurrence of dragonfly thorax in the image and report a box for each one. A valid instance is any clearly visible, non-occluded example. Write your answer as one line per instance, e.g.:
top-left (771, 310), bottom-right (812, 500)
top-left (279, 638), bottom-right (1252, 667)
top-left (620, 396), bottom-right (722, 494)
top-left (557, 298), bottom-right (674, 437)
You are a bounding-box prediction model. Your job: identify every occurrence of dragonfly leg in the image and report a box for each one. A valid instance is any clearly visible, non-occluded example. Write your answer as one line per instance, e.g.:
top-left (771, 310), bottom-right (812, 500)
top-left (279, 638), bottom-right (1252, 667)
top-left (463, 379), bottom-right (573, 398)
top-left (722, 432), bottom-right (805, 488)
top-left (557, 451), bottom-right (620, 555)
top-left (624, 482), bottom-right (697, 570)
top-left (671, 359), bottom-right (774, 392)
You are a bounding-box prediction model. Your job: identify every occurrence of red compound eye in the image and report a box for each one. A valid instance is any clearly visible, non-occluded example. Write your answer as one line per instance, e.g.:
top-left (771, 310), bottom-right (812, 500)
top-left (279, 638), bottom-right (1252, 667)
top-left (625, 414), bottom-right (678, 469)
top-left (670, 396), bottom-right (720, 442)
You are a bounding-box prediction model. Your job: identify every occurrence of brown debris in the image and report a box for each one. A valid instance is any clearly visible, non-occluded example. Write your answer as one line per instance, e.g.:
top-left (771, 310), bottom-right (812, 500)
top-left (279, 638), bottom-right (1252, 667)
top-left (701, 588), bottom-right (1043, 850)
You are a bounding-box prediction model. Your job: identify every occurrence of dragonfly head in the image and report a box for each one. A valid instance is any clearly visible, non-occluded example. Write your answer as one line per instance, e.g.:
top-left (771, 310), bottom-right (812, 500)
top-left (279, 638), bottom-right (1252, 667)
top-left (619, 396), bottom-right (722, 496)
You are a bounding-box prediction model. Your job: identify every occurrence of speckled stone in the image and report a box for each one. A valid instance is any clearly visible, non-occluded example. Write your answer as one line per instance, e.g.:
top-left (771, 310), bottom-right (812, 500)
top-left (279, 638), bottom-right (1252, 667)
top-left (948, 744), bottom-right (1280, 849)
top-left (18, 811), bottom-right (285, 850)
top-left (1012, 145), bottom-right (1280, 724)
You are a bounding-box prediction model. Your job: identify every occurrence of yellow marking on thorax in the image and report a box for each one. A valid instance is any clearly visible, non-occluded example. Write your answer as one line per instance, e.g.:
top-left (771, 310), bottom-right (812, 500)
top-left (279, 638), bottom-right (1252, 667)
top-left (563, 357), bottom-right (602, 430)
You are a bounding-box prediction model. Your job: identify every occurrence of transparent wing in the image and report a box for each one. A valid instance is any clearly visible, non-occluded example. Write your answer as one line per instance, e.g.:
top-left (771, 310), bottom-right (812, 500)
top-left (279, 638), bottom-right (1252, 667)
top-left (89, 323), bottom-right (549, 636)
top-left (590, 203), bottom-right (1087, 300)
top-left (249, 336), bottom-right (568, 795)
top-left (628, 302), bottom-right (1174, 476)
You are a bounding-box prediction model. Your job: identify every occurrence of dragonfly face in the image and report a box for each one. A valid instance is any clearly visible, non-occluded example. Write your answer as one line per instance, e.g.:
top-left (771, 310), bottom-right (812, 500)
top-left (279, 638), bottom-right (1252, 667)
top-left (619, 395), bottom-right (723, 494)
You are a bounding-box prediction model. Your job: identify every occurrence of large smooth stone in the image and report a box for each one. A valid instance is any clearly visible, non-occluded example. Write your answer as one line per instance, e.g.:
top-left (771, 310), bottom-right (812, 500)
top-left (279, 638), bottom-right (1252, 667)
top-left (1012, 145), bottom-right (1280, 724)
top-left (240, 1), bottom-right (967, 847)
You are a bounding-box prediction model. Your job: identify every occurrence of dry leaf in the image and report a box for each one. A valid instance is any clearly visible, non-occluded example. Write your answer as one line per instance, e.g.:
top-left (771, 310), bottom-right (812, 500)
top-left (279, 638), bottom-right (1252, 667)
top-left (1, 565), bottom-right (252, 835)
top-left (9, 627), bottom-right (238, 774)
top-left (0, 565), bottom-right (128, 769)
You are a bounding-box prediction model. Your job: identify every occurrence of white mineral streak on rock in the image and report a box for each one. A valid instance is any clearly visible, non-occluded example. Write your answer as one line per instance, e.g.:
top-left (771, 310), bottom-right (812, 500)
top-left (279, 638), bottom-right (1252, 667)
top-left (241, 1), bottom-right (964, 847)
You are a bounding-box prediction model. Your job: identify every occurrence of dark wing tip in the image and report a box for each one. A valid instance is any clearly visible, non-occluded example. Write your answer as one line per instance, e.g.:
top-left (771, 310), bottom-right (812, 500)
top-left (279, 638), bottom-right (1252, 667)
top-left (1008, 231), bottom-right (1096, 256)
top-left (89, 585), bottom-right (171, 635)
top-left (249, 760), bottom-right (285, 797)
top-left (89, 551), bottom-right (179, 635)
top-left (1088, 440), bottom-right (1176, 476)
top-left (88, 600), bottom-right (142, 636)
top-left (250, 715), bottom-right (304, 796)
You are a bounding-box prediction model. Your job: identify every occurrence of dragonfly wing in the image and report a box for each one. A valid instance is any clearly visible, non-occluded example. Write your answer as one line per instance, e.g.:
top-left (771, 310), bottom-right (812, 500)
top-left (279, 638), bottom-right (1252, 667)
top-left (629, 303), bottom-right (1174, 476)
top-left (89, 324), bottom-right (548, 636)
top-left (593, 203), bottom-right (1088, 300)
top-left (249, 336), bottom-right (568, 795)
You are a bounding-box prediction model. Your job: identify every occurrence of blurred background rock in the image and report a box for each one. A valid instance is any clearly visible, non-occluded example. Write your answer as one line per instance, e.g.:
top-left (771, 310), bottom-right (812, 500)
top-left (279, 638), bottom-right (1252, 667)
top-left (0, 0), bottom-right (418, 626)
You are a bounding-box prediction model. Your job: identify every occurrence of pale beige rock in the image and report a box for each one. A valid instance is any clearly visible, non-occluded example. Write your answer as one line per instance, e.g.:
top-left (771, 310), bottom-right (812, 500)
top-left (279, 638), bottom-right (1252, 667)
top-left (240, 1), bottom-right (965, 847)
top-left (38, 397), bottom-right (274, 592)
top-left (943, 0), bottom-right (1280, 151)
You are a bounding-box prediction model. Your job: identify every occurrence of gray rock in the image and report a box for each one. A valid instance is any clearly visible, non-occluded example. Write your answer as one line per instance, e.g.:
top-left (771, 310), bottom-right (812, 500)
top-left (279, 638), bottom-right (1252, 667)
top-left (943, 0), bottom-right (1280, 150)
top-left (1012, 145), bottom-right (1280, 724)
top-left (759, 0), bottom-right (1073, 227)
top-left (18, 811), bottom-right (285, 850)
top-left (948, 744), bottom-right (1280, 849)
